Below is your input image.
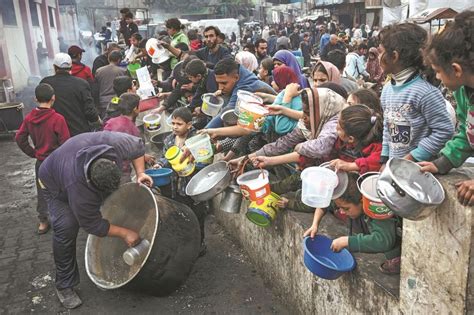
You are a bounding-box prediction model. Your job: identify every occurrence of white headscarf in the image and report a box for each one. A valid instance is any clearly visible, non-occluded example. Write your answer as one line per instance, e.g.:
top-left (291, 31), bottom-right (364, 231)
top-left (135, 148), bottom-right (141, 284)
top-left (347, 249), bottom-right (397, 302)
top-left (235, 51), bottom-right (259, 73)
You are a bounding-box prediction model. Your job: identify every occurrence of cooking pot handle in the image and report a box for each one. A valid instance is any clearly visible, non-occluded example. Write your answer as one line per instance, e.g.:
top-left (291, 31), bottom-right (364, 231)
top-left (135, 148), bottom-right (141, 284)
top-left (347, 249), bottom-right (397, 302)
top-left (377, 188), bottom-right (396, 206)
top-left (391, 180), bottom-right (406, 197)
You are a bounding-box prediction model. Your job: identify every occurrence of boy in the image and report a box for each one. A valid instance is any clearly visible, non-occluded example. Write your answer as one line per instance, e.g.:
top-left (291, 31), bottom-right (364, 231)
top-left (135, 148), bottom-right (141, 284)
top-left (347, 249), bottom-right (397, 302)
top-left (303, 173), bottom-right (401, 274)
top-left (103, 76), bottom-right (137, 122)
top-left (155, 107), bottom-right (207, 255)
top-left (15, 83), bottom-right (70, 234)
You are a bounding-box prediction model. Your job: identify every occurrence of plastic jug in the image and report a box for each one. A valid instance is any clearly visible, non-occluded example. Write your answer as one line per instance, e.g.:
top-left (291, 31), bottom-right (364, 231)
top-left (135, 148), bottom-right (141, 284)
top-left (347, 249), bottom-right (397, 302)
top-left (165, 146), bottom-right (195, 177)
top-left (300, 167), bottom-right (338, 208)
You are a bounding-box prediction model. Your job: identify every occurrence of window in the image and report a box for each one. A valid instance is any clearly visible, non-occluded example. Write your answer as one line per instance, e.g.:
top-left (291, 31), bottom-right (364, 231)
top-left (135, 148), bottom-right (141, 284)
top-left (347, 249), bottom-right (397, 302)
top-left (2, 0), bottom-right (18, 26)
top-left (48, 7), bottom-right (55, 28)
top-left (30, 0), bottom-right (40, 27)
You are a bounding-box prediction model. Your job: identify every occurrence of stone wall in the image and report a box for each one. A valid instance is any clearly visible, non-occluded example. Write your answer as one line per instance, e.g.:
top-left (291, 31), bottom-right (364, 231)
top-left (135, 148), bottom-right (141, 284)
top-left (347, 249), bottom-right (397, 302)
top-left (213, 166), bottom-right (474, 314)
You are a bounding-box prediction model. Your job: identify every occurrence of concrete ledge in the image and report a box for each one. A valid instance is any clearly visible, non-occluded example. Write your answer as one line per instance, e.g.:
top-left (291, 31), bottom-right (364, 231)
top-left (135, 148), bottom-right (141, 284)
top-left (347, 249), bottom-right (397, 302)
top-left (212, 165), bottom-right (474, 314)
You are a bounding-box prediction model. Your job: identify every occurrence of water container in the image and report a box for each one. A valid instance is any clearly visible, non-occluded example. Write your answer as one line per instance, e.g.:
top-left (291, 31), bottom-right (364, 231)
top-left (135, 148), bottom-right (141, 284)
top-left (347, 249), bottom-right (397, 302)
top-left (236, 169), bottom-right (270, 201)
top-left (235, 90), bottom-right (263, 116)
top-left (185, 133), bottom-right (214, 162)
top-left (201, 93), bottom-right (224, 116)
top-left (300, 167), bottom-right (338, 208)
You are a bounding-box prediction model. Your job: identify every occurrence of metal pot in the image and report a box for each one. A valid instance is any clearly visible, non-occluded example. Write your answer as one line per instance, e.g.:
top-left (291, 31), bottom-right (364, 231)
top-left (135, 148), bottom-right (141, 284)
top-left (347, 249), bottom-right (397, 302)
top-left (150, 131), bottom-right (172, 154)
top-left (376, 158), bottom-right (445, 221)
top-left (220, 183), bottom-right (242, 214)
top-left (85, 183), bottom-right (200, 295)
top-left (186, 161), bottom-right (232, 202)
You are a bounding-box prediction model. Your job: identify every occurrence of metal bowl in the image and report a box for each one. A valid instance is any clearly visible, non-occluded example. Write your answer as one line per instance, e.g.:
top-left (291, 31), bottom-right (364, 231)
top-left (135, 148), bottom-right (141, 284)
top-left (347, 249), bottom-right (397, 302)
top-left (376, 158), bottom-right (445, 220)
top-left (150, 132), bottom-right (171, 152)
top-left (222, 109), bottom-right (238, 126)
top-left (320, 162), bottom-right (349, 200)
top-left (186, 161), bottom-right (231, 202)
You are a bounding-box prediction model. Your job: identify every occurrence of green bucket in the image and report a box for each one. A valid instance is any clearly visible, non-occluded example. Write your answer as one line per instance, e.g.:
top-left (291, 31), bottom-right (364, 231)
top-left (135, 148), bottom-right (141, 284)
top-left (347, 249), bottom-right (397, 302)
top-left (127, 63), bottom-right (141, 78)
top-left (246, 208), bottom-right (272, 227)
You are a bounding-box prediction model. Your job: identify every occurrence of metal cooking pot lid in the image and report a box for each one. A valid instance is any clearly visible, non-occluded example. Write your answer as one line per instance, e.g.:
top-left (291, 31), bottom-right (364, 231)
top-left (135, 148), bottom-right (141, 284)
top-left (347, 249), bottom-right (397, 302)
top-left (320, 162), bottom-right (349, 200)
top-left (186, 161), bottom-right (229, 196)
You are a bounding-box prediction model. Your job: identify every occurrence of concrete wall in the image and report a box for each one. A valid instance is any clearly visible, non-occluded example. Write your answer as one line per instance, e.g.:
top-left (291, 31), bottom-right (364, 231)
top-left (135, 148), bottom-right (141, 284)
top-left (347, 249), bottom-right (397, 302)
top-left (213, 166), bottom-right (474, 314)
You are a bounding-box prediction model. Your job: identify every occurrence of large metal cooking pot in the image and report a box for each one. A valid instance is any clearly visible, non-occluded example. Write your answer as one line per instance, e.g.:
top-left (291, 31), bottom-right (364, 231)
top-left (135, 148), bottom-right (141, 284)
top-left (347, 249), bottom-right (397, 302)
top-left (186, 161), bottom-right (231, 202)
top-left (85, 183), bottom-right (200, 296)
top-left (376, 158), bottom-right (445, 221)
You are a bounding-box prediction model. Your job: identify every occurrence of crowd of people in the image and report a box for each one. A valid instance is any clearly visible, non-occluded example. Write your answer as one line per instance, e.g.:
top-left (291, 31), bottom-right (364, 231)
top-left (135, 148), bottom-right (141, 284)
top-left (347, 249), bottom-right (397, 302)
top-left (13, 7), bottom-right (474, 309)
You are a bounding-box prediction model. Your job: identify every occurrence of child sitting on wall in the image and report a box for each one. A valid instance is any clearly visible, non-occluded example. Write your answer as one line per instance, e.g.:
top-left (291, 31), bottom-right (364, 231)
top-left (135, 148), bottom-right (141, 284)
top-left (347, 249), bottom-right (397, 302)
top-left (303, 172), bottom-right (401, 274)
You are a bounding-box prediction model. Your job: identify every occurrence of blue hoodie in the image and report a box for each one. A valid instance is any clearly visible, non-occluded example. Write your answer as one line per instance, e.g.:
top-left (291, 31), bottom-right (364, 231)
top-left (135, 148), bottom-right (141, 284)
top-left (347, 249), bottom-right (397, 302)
top-left (38, 131), bottom-right (145, 237)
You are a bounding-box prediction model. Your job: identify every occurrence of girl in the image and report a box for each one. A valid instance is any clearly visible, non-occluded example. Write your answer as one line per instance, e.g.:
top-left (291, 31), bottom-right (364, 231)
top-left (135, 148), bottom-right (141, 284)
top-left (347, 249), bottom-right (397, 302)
top-left (347, 88), bottom-right (383, 115)
top-left (258, 57), bottom-right (274, 86)
top-left (366, 47), bottom-right (385, 89)
top-left (273, 50), bottom-right (310, 88)
top-left (303, 173), bottom-right (401, 274)
top-left (419, 10), bottom-right (474, 207)
top-left (312, 61), bottom-right (341, 86)
top-left (235, 51), bottom-right (259, 73)
top-left (377, 22), bottom-right (454, 165)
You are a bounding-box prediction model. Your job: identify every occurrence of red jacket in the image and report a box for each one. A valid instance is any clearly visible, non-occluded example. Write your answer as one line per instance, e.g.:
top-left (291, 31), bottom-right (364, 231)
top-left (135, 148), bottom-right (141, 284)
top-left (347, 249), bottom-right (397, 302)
top-left (71, 62), bottom-right (94, 82)
top-left (298, 139), bottom-right (382, 173)
top-left (15, 108), bottom-right (70, 161)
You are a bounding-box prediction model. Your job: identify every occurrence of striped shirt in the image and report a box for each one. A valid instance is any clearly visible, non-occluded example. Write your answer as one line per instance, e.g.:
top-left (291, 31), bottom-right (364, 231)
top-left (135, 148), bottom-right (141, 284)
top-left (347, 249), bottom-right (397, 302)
top-left (381, 76), bottom-right (454, 161)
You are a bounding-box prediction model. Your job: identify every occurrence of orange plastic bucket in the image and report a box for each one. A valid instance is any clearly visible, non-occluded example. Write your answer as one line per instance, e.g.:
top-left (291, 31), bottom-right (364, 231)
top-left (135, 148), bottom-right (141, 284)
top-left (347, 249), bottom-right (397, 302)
top-left (357, 173), bottom-right (394, 220)
top-left (237, 102), bottom-right (268, 131)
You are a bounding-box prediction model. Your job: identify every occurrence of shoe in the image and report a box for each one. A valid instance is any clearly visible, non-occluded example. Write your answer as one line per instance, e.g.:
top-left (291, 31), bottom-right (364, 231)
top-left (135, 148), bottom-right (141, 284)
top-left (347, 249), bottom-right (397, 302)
top-left (198, 242), bottom-right (207, 257)
top-left (55, 287), bottom-right (82, 309)
top-left (379, 256), bottom-right (401, 275)
top-left (37, 222), bottom-right (50, 235)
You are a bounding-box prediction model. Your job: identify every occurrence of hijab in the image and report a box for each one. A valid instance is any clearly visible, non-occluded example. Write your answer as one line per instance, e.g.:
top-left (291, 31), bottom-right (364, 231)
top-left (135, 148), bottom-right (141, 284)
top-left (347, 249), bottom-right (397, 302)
top-left (312, 60), bottom-right (341, 85)
top-left (235, 51), bottom-right (259, 73)
top-left (272, 65), bottom-right (299, 91)
top-left (272, 50), bottom-right (309, 88)
top-left (304, 87), bottom-right (347, 139)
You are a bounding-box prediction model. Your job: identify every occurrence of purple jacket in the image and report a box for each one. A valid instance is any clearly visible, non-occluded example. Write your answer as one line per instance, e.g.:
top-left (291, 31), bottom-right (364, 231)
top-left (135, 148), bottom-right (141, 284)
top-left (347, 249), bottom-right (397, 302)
top-left (255, 115), bottom-right (338, 158)
top-left (38, 131), bottom-right (145, 237)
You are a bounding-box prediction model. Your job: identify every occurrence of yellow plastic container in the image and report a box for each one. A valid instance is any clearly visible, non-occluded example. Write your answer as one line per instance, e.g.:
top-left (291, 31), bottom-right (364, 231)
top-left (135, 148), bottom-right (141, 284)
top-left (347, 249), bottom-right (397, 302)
top-left (246, 192), bottom-right (281, 227)
top-left (165, 146), bottom-right (195, 177)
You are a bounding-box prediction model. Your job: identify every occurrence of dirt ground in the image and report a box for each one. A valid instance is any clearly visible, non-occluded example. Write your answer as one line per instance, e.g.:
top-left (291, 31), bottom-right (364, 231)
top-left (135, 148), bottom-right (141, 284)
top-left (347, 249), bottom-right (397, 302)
top-left (0, 135), bottom-right (289, 314)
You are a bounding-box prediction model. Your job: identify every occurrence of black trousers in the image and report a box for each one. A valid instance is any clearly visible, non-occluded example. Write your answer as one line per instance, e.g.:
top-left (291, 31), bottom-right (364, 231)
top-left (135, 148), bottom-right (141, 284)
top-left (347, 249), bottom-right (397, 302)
top-left (35, 160), bottom-right (49, 223)
top-left (42, 189), bottom-right (80, 289)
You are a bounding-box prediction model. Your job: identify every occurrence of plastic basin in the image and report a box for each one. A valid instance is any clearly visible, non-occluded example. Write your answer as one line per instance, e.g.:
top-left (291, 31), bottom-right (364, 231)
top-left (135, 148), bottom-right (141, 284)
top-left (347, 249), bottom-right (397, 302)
top-left (145, 168), bottom-right (173, 187)
top-left (127, 63), bottom-right (141, 78)
top-left (303, 236), bottom-right (356, 280)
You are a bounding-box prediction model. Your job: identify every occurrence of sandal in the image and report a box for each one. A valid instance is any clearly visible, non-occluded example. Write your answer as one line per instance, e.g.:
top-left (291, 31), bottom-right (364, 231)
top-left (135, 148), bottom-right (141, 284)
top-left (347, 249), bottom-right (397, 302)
top-left (379, 256), bottom-right (401, 275)
top-left (38, 222), bottom-right (50, 235)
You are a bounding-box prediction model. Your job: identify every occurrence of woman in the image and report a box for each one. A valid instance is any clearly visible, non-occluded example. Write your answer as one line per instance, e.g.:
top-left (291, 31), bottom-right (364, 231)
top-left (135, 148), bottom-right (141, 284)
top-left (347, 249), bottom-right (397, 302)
top-left (312, 60), bottom-right (341, 86)
top-left (273, 50), bottom-right (309, 88)
top-left (366, 47), bottom-right (385, 88)
top-left (235, 51), bottom-right (259, 73)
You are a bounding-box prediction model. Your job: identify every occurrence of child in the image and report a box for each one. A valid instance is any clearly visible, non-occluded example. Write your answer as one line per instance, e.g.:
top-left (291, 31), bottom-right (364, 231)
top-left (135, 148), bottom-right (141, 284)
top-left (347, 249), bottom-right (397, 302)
top-left (303, 173), bottom-right (401, 274)
top-left (275, 104), bottom-right (383, 212)
top-left (155, 107), bottom-right (207, 255)
top-left (419, 10), bottom-right (474, 207)
top-left (258, 57), bottom-right (274, 86)
top-left (346, 88), bottom-right (382, 115)
top-left (104, 93), bottom-right (154, 182)
top-left (377, 23), bottom-right (454, 165)
top-left (104, 76), bottom-right (137, 122)
top-left (15, 83), bottom-right (70, 234)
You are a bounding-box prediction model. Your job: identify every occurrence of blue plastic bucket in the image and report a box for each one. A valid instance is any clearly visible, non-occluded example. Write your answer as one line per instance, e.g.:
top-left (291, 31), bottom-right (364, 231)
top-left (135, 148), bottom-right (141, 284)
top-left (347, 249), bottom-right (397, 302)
top-left (145, 168), bottom-right (173, 187)
top-left (303, 236), bottom-right (356, 280)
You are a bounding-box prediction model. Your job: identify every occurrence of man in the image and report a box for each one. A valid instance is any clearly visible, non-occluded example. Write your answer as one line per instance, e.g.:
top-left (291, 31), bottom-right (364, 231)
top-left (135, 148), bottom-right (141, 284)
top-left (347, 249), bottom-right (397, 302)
top-left (326, 49), bottom-right (359, 93)
top-left (39, 131), bottom-right (152, 309)
top-left (289, 28), bottom-right (301, 50)
top-left (206, 58), bottom-right (275, 128)
top-left (92, 42), bottom-right (121, 76)
top-left (68, 45), bottom-right (93, 83)
top-left (254, 38), bottom-right (268, 65)
top-left (195, 26), bottom-right (231, 69)
top-left (319, 26), bottom-right (330, 55)
top-left (123, 12), bottom-right (138, 46)
top-left (300, 33), bottom-right (312, 68)
top-left (267, 29), bottom-right (278, 56)
top-left (320, 34), bottom-right (345, 61)
top-left (217, 32), bottom-right (231, 53)
top-left (344, 43), bottom-right (369, 80)
top-left (95, 51), bottom-right (127, 118)
top-left (40, 53), bottom-right (100, 136)
top-left (276, 30), bottom-right (290, 51)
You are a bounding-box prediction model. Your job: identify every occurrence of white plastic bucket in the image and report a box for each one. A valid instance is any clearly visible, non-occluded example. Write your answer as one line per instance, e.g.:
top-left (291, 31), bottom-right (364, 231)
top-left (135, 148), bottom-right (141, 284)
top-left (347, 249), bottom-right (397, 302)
top-left (201, 93), bottom-right (224, 116)
top-left (185, 133), bottom-right (214, 162)
top-left (300, 167), bottom-right (338, 208)
top-left (236, 169), bottom-right (270, 201)
top-left (143, 113), bottom-right (161, 131)
top-left (235, 90), bottom-right (263, 116)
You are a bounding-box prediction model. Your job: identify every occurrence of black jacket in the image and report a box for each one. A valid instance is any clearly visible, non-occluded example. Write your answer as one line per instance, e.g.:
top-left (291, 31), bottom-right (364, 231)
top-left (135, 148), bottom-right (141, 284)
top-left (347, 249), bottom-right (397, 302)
top-left (41, 73), bottom-right (99, 136)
